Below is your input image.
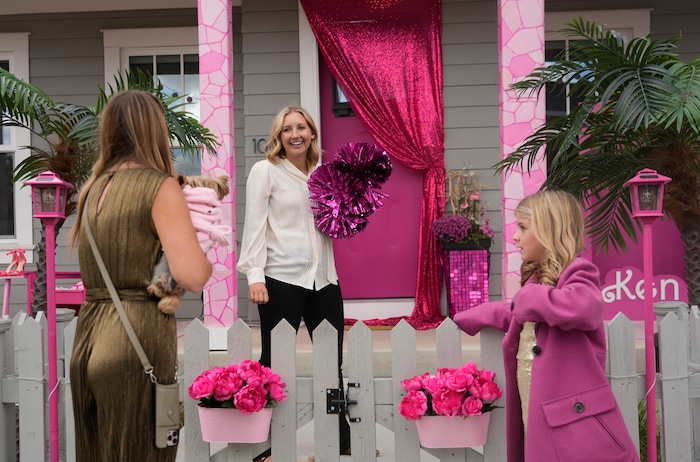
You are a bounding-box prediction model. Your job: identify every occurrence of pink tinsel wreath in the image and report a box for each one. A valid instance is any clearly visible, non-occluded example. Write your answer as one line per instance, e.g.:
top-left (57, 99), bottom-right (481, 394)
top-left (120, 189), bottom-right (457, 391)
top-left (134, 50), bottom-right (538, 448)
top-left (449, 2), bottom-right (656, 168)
top-left (309, 142), bottom-right (392, 239)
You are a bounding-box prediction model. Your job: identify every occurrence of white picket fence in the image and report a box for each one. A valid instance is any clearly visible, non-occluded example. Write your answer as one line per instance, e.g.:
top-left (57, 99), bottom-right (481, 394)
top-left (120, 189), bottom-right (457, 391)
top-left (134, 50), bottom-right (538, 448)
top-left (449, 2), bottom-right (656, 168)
top-left (0, 305), bottom-right (699, 461)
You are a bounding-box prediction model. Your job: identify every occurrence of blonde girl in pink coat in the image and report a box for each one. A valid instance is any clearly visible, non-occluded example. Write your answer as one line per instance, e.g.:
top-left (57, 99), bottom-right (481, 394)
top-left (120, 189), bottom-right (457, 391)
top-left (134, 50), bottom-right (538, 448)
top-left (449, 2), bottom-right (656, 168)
top-left (454, 190), bottom-right (639, 462)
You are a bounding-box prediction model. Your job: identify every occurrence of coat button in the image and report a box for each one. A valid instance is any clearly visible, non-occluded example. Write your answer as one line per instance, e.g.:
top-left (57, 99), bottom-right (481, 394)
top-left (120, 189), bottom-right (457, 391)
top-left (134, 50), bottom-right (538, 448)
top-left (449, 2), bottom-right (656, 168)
top-left (532, 345), bottom-right (541, 356)
top-left (573, 402), bottom-right (585, 413)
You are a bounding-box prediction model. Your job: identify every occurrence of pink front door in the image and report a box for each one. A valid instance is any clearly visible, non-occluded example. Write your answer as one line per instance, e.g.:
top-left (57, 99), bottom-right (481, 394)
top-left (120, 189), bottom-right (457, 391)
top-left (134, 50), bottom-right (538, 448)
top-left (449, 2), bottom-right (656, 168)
top-left (319, 60), bottom-right (422, 299)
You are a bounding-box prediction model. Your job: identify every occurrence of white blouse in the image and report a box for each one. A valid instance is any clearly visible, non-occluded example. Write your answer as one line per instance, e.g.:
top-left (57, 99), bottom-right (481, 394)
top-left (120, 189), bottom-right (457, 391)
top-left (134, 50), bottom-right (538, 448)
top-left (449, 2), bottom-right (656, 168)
top-left (236, 158), bottom-right (338, 291)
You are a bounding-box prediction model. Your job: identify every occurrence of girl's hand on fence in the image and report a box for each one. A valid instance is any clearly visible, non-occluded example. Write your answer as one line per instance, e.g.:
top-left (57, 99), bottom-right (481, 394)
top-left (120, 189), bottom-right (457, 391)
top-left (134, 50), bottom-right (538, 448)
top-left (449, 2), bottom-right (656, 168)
top-left (249, 282), bottom-right (269, 304)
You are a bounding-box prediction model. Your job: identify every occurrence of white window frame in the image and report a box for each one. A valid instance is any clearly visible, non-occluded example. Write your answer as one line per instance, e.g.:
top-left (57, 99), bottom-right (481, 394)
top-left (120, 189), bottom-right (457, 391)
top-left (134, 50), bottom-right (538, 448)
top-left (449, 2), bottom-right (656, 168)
top-left (546, 9), bottom-right (651, 40)
top-left (103, 27), bottom-right (202, 175)
top-left (543, 10), bottom-right (652, 138)
top-left (298, 2), bottom-right (321, 138)
top-left (102, 27), bottom-right (198, 91)
top-left (0, 32), bottom-right (32, 264)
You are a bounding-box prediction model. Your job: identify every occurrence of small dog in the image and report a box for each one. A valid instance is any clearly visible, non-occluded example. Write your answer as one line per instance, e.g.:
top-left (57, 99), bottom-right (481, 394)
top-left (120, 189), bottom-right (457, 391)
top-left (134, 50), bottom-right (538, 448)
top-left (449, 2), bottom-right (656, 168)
top-left (148, 174), bottom-right (231, 314)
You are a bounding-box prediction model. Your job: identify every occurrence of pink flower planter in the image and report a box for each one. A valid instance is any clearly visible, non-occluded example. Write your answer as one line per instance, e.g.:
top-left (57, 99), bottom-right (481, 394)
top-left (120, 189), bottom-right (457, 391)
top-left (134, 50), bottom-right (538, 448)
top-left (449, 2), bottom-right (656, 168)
top-left (415, 413), bottom-right (490, 448)
top-left (197, 407), bottom-right (272, 443)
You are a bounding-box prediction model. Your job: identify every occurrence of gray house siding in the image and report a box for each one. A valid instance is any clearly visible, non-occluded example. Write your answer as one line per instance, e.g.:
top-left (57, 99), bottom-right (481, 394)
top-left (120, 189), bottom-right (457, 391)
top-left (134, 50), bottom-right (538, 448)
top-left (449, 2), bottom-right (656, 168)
top-left (442, 0), bottom-right (502, 296)
top-left (1, 0), bottom-right (699, 320)
top-left (0, 10), bottom-right (197, 105)
top-left (238, 0), bottom-right (300, 320)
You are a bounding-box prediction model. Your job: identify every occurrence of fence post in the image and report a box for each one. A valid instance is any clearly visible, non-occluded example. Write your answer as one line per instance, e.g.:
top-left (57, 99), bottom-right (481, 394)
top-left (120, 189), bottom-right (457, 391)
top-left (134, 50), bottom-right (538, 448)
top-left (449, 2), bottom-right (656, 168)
top-left (183, 318), bottom-right (210, 462)
top-left (63, 317), bottom-right (77, 462)
top-left (391, 319), bottom-right (420, 462)
top-left (55, 308), bottom-right (75, 462)
top-left (16, 313), bottom-right (45, 461)
top-left (480, 327), bottom-right (506, 462)
top-left (688, 306), bottom-right (700, 455)
top-left (607, 312), bottom-right (641, 452)
top-left (271, 320), bottom-right (298, 462)
top-left (0, 318), bottom-right (14, 462)
top-left (347, 321), bottom-right (378, 461)
top-left (227, 320), bottom-right (253, 462)
top-left (312, 320), bottom-right (341, 461)
top-left (659, 312), bottom-right (692, 461)
top-left (435, 318), bottom-right (468, 462)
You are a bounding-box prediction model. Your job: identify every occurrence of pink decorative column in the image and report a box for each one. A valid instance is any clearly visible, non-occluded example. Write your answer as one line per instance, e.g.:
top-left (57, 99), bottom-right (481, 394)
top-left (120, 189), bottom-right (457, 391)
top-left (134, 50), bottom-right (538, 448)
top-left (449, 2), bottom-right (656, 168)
top-left (198, 0), bottom-right (237, 326)
top-left (498, 0), bottom-right (546, 299)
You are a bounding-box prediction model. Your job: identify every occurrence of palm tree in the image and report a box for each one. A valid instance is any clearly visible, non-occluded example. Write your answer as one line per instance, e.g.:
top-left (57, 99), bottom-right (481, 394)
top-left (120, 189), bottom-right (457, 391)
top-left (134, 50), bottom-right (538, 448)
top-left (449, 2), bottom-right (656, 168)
top-left (497, 17), bottom-right (700, 305)
top-left (0, 68), bottom-right (220, 314)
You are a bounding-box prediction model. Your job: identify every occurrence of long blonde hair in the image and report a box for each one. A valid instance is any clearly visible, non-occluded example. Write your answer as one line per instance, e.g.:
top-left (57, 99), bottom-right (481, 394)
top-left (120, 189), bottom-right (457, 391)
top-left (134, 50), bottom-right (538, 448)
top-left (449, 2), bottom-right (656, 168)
top-left (517, 190), bottom-right (585, 286)
top-left (69, 90), bottom-right (174, 247)
top-left (265, 105), bottom-right (321, 166)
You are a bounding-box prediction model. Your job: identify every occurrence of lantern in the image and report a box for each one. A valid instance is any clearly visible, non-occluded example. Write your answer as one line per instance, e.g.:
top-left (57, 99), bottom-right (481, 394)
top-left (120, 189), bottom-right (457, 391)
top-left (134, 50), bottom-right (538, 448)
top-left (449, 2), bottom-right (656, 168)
top-left (624, 168), bottom-right (671, 218)
top-left (24, 171), bottom-right (73, 220)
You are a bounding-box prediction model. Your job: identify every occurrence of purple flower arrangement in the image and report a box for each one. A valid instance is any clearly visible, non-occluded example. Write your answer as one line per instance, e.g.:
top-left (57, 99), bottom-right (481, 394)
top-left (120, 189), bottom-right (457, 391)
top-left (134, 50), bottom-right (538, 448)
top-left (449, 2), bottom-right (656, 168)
top-left (432, 214), bottom-right (472, 243)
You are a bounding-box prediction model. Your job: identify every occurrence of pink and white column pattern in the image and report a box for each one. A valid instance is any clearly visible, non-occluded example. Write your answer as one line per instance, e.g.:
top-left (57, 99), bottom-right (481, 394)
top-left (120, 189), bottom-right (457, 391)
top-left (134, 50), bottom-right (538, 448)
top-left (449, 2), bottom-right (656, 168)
top-left (498, 0), bottom-right (546, 299)
top-left (198, 0), bottom-right (237, 326)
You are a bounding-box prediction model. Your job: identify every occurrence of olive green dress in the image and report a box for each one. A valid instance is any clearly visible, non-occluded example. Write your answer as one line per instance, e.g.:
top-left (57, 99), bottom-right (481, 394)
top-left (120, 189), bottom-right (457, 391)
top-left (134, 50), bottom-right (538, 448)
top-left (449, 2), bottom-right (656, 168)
top-left (70, 168), bottom-right (178, 462)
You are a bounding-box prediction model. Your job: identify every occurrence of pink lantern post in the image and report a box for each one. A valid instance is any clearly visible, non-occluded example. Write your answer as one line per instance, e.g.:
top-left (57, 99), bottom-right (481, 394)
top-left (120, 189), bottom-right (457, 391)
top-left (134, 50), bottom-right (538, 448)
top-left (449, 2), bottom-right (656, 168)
top-left (24, 171), bottom-right (73, 462)
top-left (624, 168), bottom-right (671, 462)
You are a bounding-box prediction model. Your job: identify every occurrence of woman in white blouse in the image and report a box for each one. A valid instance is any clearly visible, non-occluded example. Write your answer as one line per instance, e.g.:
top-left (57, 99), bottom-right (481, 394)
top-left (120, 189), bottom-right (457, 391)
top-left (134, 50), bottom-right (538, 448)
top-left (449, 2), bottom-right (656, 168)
top-left (237, 105), bottom-right (351, 458)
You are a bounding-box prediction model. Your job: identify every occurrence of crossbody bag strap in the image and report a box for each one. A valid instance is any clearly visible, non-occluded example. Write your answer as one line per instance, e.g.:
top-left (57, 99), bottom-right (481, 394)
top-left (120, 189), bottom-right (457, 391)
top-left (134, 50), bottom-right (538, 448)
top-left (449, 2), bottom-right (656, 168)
top-left (82, 205), bottom-right (158, 383)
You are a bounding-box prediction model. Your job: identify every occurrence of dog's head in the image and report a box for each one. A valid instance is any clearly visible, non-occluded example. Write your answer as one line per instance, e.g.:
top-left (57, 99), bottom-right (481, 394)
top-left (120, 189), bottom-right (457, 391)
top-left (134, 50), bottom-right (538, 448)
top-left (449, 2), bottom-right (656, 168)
top-left (177, 174), bottom-right (230, 200)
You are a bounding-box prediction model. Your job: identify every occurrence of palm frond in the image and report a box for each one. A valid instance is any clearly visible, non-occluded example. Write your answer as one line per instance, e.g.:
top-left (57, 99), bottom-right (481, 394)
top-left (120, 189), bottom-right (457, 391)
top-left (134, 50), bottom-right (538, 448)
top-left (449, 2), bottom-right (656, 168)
top-left (97, 69), bottom-right (221, 160)
top-left (2, 66), bottom-right (219, 216)
top-left (0, 67), bottom-right (53, 128)
top-left (499, 17), bottom-right (700, 253)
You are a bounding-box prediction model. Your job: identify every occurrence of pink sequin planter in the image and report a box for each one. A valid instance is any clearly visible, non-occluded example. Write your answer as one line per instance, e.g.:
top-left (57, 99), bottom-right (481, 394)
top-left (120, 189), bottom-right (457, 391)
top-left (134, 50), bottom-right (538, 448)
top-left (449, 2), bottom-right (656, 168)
top-left (442, 242), bottom-right (490, 316)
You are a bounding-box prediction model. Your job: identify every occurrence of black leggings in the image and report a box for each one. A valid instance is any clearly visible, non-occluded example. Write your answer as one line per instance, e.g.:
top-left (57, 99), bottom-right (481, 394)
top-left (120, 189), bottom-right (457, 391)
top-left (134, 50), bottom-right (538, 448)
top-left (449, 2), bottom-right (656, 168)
top-left (257, 276), bottom-right (350, 452)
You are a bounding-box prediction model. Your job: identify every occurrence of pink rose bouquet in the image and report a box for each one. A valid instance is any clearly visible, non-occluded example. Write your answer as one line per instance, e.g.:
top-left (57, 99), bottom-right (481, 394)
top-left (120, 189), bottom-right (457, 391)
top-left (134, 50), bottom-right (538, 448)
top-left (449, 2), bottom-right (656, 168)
top-left (188, 359), bottom-right (287, 414)
top-left (398, 362), bottom-right (502, 421)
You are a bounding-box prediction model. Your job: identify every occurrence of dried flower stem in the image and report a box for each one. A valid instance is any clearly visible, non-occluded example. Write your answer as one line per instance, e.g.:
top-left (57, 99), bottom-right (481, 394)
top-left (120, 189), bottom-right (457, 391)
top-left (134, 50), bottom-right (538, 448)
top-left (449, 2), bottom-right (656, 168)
top-left (446, 167), bottom-right (485, 220)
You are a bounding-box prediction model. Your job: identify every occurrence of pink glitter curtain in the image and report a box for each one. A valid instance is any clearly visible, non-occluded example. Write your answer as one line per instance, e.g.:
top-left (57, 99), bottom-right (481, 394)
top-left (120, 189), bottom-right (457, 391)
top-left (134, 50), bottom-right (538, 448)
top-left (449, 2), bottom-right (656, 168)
top-left (300, 0), bottom-right (446, 328)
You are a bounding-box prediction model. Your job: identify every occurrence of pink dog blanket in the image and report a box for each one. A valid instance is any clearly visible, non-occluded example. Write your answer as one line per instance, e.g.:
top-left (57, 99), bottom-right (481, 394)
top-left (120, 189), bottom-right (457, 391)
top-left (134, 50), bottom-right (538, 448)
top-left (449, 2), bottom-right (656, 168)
top-left (182, 185), bottom-right (231, 252)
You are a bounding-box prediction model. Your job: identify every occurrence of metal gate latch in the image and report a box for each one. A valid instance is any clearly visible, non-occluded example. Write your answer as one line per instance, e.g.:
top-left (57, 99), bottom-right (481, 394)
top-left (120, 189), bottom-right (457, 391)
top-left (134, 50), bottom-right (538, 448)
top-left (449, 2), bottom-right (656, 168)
top-left (326, 388), bottom-right (345, 414)
top-left (346, 382), bottom-right (361, 422)
top-left (326, 382), bottom-right (361, 418)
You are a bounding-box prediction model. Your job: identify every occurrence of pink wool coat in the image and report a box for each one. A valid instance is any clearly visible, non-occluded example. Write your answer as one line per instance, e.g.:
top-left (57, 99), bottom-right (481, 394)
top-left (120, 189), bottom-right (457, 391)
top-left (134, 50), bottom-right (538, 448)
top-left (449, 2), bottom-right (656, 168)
top-left (454, 258), bottom-right (639, 462)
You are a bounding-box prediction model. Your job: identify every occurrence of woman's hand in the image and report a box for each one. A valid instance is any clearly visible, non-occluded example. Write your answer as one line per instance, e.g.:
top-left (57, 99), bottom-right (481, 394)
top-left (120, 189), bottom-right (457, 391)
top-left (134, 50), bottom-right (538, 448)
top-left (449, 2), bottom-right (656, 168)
top-left (249, 282), bottom-right (269, 304)
top-left (153, 177), bottom-right (213, 293)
